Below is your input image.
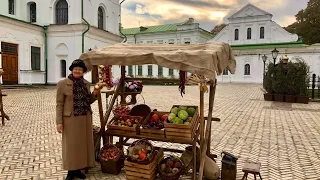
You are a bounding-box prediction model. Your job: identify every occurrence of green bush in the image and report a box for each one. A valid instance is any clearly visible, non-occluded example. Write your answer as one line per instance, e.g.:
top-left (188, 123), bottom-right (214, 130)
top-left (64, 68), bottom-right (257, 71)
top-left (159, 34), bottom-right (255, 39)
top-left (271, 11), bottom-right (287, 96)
top-left (263, 58), bottom-right (310, 96)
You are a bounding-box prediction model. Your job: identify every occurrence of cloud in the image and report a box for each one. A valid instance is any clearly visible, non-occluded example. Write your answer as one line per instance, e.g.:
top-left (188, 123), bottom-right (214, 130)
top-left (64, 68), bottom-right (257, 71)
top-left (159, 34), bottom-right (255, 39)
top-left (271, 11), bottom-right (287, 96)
top-left (121, 0), bottom-right (307, 31)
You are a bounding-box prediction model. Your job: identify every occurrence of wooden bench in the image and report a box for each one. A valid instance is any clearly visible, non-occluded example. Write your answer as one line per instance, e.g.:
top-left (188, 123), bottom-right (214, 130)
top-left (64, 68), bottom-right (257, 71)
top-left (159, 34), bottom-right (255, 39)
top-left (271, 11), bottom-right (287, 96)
top-left (241, 161), bottom-right (262, 180)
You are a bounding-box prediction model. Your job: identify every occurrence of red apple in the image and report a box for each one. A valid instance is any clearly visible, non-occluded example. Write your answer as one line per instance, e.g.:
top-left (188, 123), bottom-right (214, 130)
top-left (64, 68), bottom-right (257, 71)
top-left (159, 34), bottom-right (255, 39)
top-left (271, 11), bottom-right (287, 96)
top-left (161, 114), bottom-right (168, 121)
top-left (151, 114), bottom-right (159, 122)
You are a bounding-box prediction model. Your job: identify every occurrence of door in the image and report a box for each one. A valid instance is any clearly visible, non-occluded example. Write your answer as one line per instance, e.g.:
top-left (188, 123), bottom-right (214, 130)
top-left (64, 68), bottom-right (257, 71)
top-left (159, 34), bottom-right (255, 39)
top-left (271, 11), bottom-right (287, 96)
top-left (1, 42), bottom-right (18, 85)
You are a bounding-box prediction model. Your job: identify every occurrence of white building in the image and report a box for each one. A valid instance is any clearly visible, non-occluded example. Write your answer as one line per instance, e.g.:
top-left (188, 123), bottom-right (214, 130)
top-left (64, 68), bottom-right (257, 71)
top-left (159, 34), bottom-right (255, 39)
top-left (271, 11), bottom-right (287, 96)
top-left (0, 0), bottom-right (122, 85)
top-left (208, 3), bottom-right (320, 83)
top-left (121, 18), bottom-right (214, 78)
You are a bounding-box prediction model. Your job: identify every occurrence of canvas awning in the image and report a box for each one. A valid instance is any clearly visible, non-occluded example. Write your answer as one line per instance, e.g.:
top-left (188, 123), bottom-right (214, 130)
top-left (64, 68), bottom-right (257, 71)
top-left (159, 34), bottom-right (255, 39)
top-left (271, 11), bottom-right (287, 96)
top-left (79, 42), bottom-right (236, 80)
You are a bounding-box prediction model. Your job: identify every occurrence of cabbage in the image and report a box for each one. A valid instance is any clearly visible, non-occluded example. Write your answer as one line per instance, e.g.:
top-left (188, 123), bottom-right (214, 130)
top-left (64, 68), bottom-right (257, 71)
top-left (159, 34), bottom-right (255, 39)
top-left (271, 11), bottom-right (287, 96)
top-left (170, 107), bottom-right (179, 115)
top-left (178, 110), bottom-right (189, 121)
top-left (168, 113), bottom-right (177, 122)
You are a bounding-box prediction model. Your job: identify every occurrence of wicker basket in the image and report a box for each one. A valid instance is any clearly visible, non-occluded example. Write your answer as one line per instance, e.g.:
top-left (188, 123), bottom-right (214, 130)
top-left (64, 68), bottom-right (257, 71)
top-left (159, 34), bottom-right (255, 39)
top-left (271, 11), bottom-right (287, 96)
top-left (129, 104), bottom-right (151, 120)
top-left (126, 139), bottom-right (156, 165)
top-left (158, 155), bottom-right (184, 180)
top-left (112, 104), bottom-right (131, 116)
top-left (99, 144), bottom-right (124, 174)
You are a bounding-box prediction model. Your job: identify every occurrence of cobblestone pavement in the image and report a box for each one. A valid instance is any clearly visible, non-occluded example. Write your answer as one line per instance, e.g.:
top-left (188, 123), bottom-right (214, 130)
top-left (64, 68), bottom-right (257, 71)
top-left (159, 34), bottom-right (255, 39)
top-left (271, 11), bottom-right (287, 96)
top-left (1, 83), bottom-right (320, 180)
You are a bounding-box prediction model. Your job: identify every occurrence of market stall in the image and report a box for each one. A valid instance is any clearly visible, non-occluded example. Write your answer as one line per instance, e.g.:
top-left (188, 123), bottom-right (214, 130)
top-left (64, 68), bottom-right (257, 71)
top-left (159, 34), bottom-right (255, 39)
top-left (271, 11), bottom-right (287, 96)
top-left (79, 42), bottom-right (236, 179)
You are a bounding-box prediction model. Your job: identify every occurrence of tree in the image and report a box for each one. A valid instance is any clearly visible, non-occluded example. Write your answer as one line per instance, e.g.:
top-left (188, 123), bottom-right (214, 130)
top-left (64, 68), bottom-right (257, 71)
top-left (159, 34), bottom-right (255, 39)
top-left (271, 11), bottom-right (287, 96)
top-left (210, 24), bottom-right (227, 35)
top-left (285, 0), bottom-right (320, 44)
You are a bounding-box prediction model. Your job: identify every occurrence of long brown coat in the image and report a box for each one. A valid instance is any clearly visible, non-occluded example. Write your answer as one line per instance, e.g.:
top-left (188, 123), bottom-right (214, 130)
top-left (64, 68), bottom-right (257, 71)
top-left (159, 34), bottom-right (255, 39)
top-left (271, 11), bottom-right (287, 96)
top-left (56, 78), bottom-right (97, 171)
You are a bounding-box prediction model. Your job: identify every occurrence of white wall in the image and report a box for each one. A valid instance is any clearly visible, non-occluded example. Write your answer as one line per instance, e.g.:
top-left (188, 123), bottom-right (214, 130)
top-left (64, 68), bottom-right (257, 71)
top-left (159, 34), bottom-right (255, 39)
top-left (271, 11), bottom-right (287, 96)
top-left (0, 16), bottom-right (45, 84)
top-left (218, 46), bottom-right (320, 83)
top-left (0, 0), bottom-right (120, 35)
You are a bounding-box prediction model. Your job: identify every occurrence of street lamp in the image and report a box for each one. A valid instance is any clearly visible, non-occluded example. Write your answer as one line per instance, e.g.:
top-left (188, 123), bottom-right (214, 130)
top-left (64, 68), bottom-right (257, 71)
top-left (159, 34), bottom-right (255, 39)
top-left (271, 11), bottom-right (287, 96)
top-left (262, 54), bottom-right (267, 75)
top-left (271, 48), bottom-right (279, 66)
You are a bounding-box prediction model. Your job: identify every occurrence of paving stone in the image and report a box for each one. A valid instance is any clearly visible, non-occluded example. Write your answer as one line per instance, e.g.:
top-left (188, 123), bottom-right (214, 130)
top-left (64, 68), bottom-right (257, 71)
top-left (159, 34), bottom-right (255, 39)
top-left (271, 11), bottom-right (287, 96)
top-left (0, 84), bottom-right (320, 179)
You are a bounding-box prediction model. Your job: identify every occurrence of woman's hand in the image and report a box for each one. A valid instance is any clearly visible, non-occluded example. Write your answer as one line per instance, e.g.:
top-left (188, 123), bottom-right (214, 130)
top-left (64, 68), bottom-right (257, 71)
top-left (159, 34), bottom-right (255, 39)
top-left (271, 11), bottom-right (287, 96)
top-left (57, 124), bottom-right (63, 133)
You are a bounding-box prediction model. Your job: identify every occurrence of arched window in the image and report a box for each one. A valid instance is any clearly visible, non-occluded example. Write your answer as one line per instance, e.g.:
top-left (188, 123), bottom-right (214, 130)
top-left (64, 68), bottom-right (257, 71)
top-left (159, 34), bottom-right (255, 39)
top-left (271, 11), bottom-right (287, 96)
top-left (60, 60), bottom-right (66, 77)
top-left (29, 2), bottom-right (36, 22)
top-left (56, 0), bottom-right (68, 25)
top-left (235, 29), bottom-right (239, 40)
top-left (98, 7), bottom-right (104, 30)
top-left (244, 64), bottom-right (250, 75)
top-left (260, 27), bottom-right (265, 39)
top-left (247, 28), bottom-right (251, 40)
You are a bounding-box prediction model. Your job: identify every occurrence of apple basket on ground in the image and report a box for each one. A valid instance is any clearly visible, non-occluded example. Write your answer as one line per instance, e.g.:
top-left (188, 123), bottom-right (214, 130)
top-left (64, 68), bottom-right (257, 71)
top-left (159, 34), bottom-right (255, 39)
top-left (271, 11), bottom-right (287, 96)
top-left (99, 144), bottom-right (124, 174)
top-left (158, 155), bottom-right (184, 180)
top-left (127, 139), bottom-right (155, 165)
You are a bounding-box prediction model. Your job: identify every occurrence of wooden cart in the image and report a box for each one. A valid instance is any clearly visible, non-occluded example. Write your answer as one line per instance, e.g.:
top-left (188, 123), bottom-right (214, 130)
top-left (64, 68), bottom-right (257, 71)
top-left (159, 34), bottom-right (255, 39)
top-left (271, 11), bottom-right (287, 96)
top-left (80, 43), bottom-right (236, 179)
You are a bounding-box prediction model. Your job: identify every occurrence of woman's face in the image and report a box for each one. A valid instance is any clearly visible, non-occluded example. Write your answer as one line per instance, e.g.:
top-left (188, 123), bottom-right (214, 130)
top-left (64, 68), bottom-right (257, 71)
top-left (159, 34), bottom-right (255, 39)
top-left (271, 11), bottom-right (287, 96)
top-left (72, 67), bottom-right (84, 79)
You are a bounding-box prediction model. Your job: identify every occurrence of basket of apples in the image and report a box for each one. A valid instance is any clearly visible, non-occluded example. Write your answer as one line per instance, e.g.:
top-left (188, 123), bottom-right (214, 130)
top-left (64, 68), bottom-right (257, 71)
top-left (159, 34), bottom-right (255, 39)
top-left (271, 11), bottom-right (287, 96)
top-left (108, 115), bottom-right (143, 135)
top-left (112, 104), bottom-right (131, 116)
top-left (99, 144), bottom-right (124, 174)
top-left (127, 139), bottom-right (156, 165)
top-left (140, 111), bottom-right (168, 138)
top-left (158, 155), bottom-right (184, 180)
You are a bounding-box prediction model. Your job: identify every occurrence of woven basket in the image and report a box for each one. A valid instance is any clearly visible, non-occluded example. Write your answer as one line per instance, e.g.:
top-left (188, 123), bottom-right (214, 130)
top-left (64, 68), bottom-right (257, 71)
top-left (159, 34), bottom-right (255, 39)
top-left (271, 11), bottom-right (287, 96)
top-left (112, 104), bottom-right (131, 116)
top-left (99, 144), bottom-right (123, 174)
top-left (129, 104), bottom-right (151, 119)
top-left (158, 155), bottom-right (184, 180)
top-left (126, 139), bottom-right (156, 165)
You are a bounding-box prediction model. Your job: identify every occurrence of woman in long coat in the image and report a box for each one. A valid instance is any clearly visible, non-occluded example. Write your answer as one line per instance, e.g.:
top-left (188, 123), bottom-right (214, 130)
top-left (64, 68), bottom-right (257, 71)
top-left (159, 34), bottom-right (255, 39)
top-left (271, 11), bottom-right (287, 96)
top-left (56, 59), bottom-right (100, 180)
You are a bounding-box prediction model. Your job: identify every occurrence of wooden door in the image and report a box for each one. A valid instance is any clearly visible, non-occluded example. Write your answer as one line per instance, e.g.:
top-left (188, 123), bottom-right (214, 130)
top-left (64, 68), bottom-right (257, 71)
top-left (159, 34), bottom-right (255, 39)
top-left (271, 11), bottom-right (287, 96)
top-left (1, 42), bottom-right (18, 85)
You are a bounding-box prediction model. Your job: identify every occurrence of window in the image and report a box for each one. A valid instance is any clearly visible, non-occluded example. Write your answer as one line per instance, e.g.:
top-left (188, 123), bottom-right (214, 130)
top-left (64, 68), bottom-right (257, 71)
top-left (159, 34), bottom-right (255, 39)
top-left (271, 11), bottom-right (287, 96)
top-left (148, 65), bottom-right (152, 76)
top-left (31, 46), bottom-right (41, 70)
top-left (60, 60), bottom-right (66, 77)
top-left (260, 27), bottom-right (265, 39)
top-left (128, 65), bottom-right (133, 76)
top-left (244, 64), bottom-right (250, 75)
top-left (247, 28), bottom-right (251, 40)
top-left (30, 2), bottom-right (36, 22)
top-left (185, 42), bottom-right (190, 44)
top-left (157, 40), bottom-right (163, 44)
top-left (138, 65), bottom-right (142, 76)
top-left (56, 0), bottom-right (68, 25)
top-left (168, 39), bottom-right (174, 44)
top-left (169, 69), bottom-right (174, 76)
top-left (8, 0), bottom-right (15, 15)
top-left (158, 66), bottom-right (163, 77)
top-left (223, 69), bottom-right (228, 75)
top-left (98, 7), bottom-right (104, 30)
top-left (147, 41), bottom-right (153, 44)
top-left (235, 29), bottom-right (239, 40)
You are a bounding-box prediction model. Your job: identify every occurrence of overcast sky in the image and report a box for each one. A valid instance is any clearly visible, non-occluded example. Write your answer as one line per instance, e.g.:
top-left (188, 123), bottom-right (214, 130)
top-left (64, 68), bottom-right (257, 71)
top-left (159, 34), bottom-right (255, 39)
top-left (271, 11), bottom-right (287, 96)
top-left (121, 0), bottom-right (309, 31)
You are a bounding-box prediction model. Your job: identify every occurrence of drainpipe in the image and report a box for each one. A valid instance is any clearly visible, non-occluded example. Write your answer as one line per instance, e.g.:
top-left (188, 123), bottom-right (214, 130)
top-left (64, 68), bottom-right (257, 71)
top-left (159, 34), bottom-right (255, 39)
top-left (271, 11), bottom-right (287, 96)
top-left (82, 0), bottom-right (90, 53)
top-left (120, 0), bottom-right (127, 43)
top-left (43, 25), bottom-right (48, 84)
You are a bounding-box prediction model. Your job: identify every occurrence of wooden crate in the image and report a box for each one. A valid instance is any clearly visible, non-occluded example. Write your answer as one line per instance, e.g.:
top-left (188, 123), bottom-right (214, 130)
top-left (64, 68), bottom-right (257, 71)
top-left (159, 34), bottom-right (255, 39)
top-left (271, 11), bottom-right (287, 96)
top-left (140, 111), bottom-right (168, 139)
top-left (125, 148), bottom-right (164, 180)
top-left (107, 115), bottom-right (143, 136)
top-left (164, 105), bottom-right (199, 142)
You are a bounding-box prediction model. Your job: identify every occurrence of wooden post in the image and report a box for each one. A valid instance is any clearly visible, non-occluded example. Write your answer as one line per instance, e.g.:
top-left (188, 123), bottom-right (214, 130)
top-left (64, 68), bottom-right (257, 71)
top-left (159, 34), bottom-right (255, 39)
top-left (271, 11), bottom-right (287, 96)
top-left (120, 66), bottom-right (126, 104)
top-left (199, 77), bottom-right (205, 162)
top-left (206, 80), bottom-right (216, 155)
top-left (94, 65), bottom-right (106, 144)
top-left (198, 80), bottom-right (217, 180)
top-left (0, 69), bottom-right (9, 126)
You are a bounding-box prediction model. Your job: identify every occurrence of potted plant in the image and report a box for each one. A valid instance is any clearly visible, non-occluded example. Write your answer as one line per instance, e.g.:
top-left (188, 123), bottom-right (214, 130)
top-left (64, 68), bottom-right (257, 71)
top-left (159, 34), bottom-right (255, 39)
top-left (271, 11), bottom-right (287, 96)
top-left (263, 63), bottom-right (274, 101)
top-left (272, 61), bottom-right (286, 102)
top-left (295, 59), bottom-right (310, 104)
top-left (284, 61), bottom-right (297, 103)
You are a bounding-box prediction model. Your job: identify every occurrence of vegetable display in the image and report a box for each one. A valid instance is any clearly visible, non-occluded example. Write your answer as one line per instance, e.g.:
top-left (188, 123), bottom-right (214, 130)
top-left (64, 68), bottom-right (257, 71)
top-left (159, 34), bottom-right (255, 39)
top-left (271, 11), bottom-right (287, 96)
top-left (100, 146), bottom-right (121, 161)
top-left (167, 106), bottom-right (196, 124)
top-left (111, 116), bottom-right (139, 127)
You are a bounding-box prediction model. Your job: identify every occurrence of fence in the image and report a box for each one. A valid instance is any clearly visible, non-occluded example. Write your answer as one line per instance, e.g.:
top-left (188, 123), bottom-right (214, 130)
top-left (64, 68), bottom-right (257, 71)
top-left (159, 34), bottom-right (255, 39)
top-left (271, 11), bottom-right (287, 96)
top-left (308, 74), bottom-right (320, 99)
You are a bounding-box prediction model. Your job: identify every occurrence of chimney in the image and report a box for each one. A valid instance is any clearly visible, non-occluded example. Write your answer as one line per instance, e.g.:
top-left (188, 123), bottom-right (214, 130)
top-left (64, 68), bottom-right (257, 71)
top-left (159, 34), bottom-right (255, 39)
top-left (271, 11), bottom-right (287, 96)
top-left (140, 26), bottom-right (148, 31)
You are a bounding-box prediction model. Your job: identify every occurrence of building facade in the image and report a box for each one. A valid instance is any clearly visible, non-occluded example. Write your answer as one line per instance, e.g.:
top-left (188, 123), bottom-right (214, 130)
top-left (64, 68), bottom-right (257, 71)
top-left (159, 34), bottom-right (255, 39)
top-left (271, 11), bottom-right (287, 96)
top-left (0, 0), bottom-right (122, 85)
top-left (121, 18), bottom-right (214, 78)
top-left (208, 4), bottom-right (320, 83)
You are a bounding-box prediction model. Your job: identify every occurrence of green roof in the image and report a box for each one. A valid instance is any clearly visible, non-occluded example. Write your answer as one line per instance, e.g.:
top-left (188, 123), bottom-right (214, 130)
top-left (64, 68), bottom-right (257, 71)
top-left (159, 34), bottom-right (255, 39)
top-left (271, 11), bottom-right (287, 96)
top-left (231, 41), bottom-right (309, 50)
top-left (121, 23), bottom-right (179, 35)
top-left (121, 19), bottom-right (214, 38)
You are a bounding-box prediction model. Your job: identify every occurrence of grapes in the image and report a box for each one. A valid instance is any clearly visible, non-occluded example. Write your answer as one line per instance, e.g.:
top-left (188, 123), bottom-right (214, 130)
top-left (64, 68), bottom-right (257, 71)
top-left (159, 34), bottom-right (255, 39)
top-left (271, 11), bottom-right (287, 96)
top-left (143, 119), bottom-right (164, 129)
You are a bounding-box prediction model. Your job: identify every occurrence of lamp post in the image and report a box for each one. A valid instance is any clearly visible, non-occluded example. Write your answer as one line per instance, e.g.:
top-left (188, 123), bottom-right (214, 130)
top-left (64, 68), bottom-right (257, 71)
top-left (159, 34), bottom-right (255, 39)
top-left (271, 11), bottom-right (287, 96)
top-left (271, 48), bottom-right (279, 67)
top-left (262, 54), bottom-right (267, 76)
